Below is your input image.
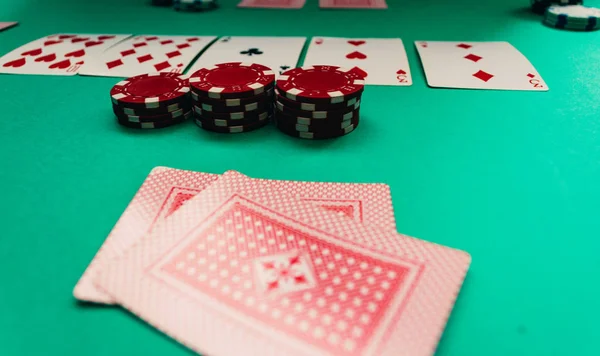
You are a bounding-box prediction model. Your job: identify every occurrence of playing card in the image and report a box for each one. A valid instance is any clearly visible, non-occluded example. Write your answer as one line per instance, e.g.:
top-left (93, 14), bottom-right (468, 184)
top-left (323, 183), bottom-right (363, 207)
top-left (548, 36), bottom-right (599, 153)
top-left (0, 22), bottom-right (18, 32)
top-left (78, 35), bottom-right (216, 78)
top-left (74, 167), bottom-right (396, 304)
top-left (0, 34), bottom-right (131, 76)
top-left (303, 37), bottom-right (412, 86)
top-left (95, 171), bottom-right (470, 356)
top-left (319, 0), bottom-right (388, 9)
top-left (238, 0), bottom-right (306, 8)
top-left (415, 41), bottom-right (548, 91)
top-left (188, 36), bottom-right (306, 77)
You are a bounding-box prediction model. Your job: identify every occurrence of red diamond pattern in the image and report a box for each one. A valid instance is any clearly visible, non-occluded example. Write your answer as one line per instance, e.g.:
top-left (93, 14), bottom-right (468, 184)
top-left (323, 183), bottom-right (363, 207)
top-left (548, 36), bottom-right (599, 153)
top-left (120, 49), bottom-right (136, 57)
top-left (457, 43), bottom-right (472, 49)
top-left (527, 73), bottom-right (535, 78)
top-left (177, 43), bottom-right (191, 50)
top-left (145, 36), bottom-right (158, 41)
top-left (160, 40), bottom-right (174, 45)
top-left (187, 37), bottom-right (199, 42)
top-left (464, 54), bottom-right (482, 62)
top-left (154, 61), bottom-right (171, 71)
top-left (137, 54), bottom-right (153, 63)
top-left (166, 50), bottom-right (182, 59)
top-left (473, 70), bottom-right (494, 82)
top-left (133, 42), bottom-right (147, 48)
top-left (106, 59), bottom-right (123, 69)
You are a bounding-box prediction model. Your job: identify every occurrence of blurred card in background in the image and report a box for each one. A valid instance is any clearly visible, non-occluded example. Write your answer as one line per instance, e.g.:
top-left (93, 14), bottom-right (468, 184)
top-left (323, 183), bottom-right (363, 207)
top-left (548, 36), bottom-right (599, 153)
top-left (319, 0), bottom-right (388, 9)
top-left (238, 0), bottom-right (306, 8)
top-left (0, 22), bottom-right (18, 32)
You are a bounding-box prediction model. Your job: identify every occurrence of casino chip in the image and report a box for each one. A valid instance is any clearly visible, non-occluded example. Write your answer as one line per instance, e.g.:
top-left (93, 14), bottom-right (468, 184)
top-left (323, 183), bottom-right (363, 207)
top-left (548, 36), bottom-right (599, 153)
top-left (191, 62), bottom-right (274, 134)
top-left (117, 111), bottom-right (192, 129)
top-left (276, 90), bottom-right (360, 112)
top-left (274, 66), bottom-right (364, 140)
top-left (275, 99), bottom-right (360, 121)
top-left (531, 0), bottom-right (583, 15)
top-left (276, 120), bottom-right (359, 140)
top-left (195, 114), bottom-right (271, 134)
top-left (111, 72), bottom-right (190, 109)
top-left (190, 62), bottom-right (275, 99)
top-left (173, 0), bottom-right (218, 11)
top-left (543, 5), bottom-right (600, 30)
top-left (114, 107), bottom-right (189, 123)
top-left (110, 73), bottom-right (192, 129)
top-left (276, 65), bottom-right (365, 105)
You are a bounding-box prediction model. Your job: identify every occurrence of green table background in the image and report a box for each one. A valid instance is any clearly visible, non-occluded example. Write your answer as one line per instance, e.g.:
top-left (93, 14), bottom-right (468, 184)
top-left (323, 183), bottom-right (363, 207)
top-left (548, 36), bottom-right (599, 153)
top-left (1, 0), bottom-right (599, 355)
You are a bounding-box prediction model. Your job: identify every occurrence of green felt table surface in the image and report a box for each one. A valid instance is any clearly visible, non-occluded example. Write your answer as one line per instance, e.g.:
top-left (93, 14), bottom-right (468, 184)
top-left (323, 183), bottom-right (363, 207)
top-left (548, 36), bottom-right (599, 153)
top-left (1, 0), bottom-right (599, 355)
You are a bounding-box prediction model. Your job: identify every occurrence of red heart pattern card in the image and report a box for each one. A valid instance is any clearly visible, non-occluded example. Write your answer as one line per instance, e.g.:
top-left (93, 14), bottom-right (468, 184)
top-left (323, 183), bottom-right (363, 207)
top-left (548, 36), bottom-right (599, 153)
top-left (92, 170), bottom-right (470, 356)
top-left (303, 37), bottom-right (412, 86)
top-left (74, 167), bottom-right (397, 304)
top-left (0, 34), bottom-right (130, 76)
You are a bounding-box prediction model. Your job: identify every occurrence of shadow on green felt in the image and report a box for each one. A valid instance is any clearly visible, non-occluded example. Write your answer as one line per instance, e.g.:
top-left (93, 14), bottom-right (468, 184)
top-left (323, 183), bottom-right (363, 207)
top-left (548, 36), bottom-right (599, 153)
top-left (75, 300), bottom-right (198, 355)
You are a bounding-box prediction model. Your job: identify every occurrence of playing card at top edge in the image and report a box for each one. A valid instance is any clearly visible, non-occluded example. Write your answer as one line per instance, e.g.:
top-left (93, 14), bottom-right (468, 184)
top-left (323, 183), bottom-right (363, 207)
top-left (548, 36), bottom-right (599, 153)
top-left (94, 170), bottom-right (470, 356)
top-left (414, 41), bottom-right (548, 91)
top-left (319, 0), bottom-right (388, 9)
top-left (0, 34), bottom-right (131, 76)
top-left (237, 0), bottom-right (307, 8)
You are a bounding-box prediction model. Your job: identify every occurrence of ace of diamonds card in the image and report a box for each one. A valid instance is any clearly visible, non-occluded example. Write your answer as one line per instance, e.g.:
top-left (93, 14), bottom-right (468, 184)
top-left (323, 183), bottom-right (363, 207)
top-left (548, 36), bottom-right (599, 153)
top-left (415, 41), bottom-right (548, 91)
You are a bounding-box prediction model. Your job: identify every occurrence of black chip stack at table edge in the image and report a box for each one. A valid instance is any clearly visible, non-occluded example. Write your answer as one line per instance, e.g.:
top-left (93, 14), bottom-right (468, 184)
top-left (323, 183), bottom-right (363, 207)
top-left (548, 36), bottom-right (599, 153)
top-left (274, 65), bottom-right (365, 140)
top-left (110, 72), bottom-right (192, 129)
top-left (190, 62), bottom-right (275, 134)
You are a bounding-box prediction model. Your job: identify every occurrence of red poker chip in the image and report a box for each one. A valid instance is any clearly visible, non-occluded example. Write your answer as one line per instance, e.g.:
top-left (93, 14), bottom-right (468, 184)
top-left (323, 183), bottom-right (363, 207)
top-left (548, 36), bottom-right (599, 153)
top-left (117, 111), bottom-right (192, 129)
top-left (276, 120), bottom-right (358, 140)
top-left (112, 101), bottom-right (191, 117)
top-left (276, 65), bottom-right (365, 104)
top-left (113, 106), bottom-right (190, 123)
top-left (189, 62), bottom-right (275, 99)
top-left (110, 72), bottom-right (190, 109)
top-left (194, 115), bottom-right (271, 134)
top-left (193, 105), bottom-right (271, 121)
top-left (191, 87), bottom-right (274, 107)
top-left (193, 96), bottom-right (272, 114)
top-left (276, 91), bottom-right (360, 112)
top-left (194, 110), bottom-right (270, 128)
top-left (275, 99), bottom-right (360, 121)
top-left (275, 109), bottom-right (359, 132)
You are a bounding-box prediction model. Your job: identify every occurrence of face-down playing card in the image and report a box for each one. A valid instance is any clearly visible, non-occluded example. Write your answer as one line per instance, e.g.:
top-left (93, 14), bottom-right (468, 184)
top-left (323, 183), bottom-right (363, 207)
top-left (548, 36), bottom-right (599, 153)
top-left (73, 167), bottom-right (397, 304)
top-left (94, 171), bottom-right (470, 356)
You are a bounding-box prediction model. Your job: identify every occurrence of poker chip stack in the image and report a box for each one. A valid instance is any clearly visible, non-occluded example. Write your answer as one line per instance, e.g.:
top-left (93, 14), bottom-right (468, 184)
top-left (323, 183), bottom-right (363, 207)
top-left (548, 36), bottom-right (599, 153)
top-left (543, 4), bottom-right (600, 30)
top-left (173, 0), bottom-right (218, 11)
top-left (531, 0), bottom-right (583, 15)
top-left (110, 72), bottom-right (192, 129)
top-left (274, 66), bottom-right (365, 140)
top-left (190, 62), bottom-right (275, 134)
